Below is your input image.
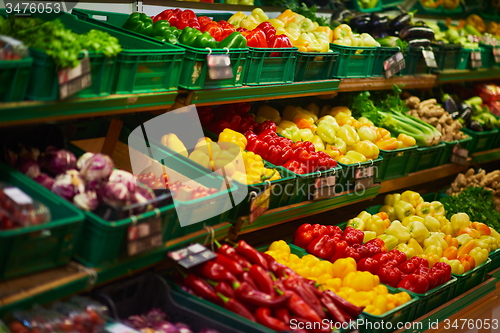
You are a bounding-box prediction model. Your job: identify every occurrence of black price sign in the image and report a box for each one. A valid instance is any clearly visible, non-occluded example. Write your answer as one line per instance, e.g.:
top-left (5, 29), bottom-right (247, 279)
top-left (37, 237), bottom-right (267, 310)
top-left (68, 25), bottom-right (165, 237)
top-left (313, 174), bottom-right (337, 200)
top-left (249, 187), bottom-right (271, 224)
top-left (422, 50), bottom-right (438, 68)
top-left (471, 51), bottom-right (482, 68)
top-left (207, 54), bottom-right (232, 80)
top-left (127, 217), bottom-right (163, 256)
top-left (168, 244), bottom-right (217, 269)
top-left (384, 52), bottom-right (405, 79)
top-left (450, 145), bottom-right (469, 165)
top-left (58, 57), bottom-right (91, 99)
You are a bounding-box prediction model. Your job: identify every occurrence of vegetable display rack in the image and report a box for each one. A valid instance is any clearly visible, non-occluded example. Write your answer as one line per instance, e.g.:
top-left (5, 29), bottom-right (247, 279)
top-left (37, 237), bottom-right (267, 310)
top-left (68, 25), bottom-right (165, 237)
top-left (243, 47), bottom-right (298, 85)
top-left (330, 44), bottom-right (378, 79)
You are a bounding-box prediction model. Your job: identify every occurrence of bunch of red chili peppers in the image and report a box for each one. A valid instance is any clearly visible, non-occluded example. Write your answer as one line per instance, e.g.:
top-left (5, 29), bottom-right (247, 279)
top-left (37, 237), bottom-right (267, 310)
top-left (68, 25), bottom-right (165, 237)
top-left (294, 224), bottom-right (386, 262)
top-left (176, 240), bottom-right (363, 332)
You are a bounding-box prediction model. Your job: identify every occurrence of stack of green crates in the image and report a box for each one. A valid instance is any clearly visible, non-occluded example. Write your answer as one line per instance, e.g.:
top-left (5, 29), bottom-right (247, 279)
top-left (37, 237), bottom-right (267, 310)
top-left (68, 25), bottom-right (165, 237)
top-left (0, 57), bottom-right (33, 102)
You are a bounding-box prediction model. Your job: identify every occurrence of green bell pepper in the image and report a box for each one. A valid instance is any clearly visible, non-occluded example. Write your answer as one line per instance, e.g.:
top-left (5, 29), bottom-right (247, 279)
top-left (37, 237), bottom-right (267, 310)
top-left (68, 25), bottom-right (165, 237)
top-left (122, 12), bottom-right (153, 36)
top-left (192, 32), bottom-right (218, 49)
top-left (218, 32), bottom-right (247, 49)
top-left (151, 20), bottom-right (170, 38)
top-left (154, 35), bottom-right (178, 45)
top-left (179, 27), bottom-right (202, 46)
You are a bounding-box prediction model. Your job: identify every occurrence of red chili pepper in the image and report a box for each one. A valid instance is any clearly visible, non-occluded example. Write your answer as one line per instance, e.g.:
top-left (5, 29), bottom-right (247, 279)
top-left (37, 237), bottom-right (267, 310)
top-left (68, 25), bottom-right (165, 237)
top-left (246, 29), bottom-right (268, 48)
top-left (216, 243), bottom-right (252, 269)
top-left (214, 253), bottom-right (244, 277)
top-left (249, 264), bottom-right (274, 295)
top-left (323, 289), bottom-right (364, 317)
top-left (255, 308), bottom-right (289, 331)
top-left (397, 273), bottom-right (429, 294)
top-left (274, 307), bottom-right (291, 324)
top-left (283, 290), bottom-right (322, 323)
top-left (184, 273), bottom-right (222, 305)
top-left (234, 281), bottom-right (290, 307)
top-left (377, 266), bottom-right (403, 288)
top-left (342, 226), bottom-right (364, 246)
top-left (284, 275), bottom-right (326, 320)
top-left (357, 257), bottom-right (381, 275)
top-left (306, 235), bottom-right (336, 260)
top-left (235, 240), bottom-right (269, 270)
top-left (213, 280), bottom-right (235, 298)
top-left (217, 293), bottom-right (256, 322)
top-left (198, 260), bottom-right (237, 284)
top-left (240, 271), bottom-right (259, 290)
top-left (320, 295), bottom-right (346, 323)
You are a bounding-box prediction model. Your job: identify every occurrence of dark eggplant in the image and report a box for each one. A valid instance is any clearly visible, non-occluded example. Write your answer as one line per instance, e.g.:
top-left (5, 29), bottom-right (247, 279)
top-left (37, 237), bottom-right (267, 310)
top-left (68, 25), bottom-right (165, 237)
top-left (399, 25), bottom-right (435, 41)
top-left (389, 12), bottom-right (412, 32)
top-left (371, 30), bottom-right (390, 39)
top-left (408, 38), bottom-right (431, 48)
top-left (369, 13), bottom-right (390, 32)
top-left (331, 7), bottom-right (353, 26)
top-left (349, 15), bottom-right (371, 33)
top-left (442, 94), bottom-right (459, 114)
top-left (469, 120), bottom-right (483, 132)
top-left (459, 105), bottom-right (473, 123)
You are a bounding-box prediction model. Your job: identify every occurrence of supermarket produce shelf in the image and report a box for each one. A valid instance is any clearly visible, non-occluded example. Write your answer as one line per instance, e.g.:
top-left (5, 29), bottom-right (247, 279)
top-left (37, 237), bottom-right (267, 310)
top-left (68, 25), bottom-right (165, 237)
top-left (471, 147), bottom-right (500, 164)
top-left (437, 68), bottom-right (500, 83)
top-left (0, 91), bottom-right (178, 128)
top-left (0, 222), bottom-right (231, 316)
top-left (184, 80), bottom-right (341, 106)
top-left (337, 75), bottom-right (437, 92)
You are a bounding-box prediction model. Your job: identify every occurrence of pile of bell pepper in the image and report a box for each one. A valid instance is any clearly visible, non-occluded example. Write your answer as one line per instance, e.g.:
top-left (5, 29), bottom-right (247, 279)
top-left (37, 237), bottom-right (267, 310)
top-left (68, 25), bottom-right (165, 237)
top-left (294, 224), bottom-right (386, 262)
top-left (200, 103), bottom-right (258, 135)
top-left (266, 241), bottom-right (413, 316)
top-left (176, 240), bottom-right (363, 332)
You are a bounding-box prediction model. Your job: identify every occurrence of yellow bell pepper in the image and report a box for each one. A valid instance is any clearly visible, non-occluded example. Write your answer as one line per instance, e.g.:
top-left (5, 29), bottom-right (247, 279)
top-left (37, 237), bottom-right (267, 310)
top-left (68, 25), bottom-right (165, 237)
top-left (401, 215), bottom-right (424, 227)
top-left (331, 257), bottom-right (356, 280)
top-left (395, 200), bottom-right (415, 221)
top-left (441, 222), bottom-right (453, 236)
top-left (343, 150), bottom-right (367, 164)
top-left (314, 26), bottom-right (334, 43)
top-left (342, 271), bottom-right (379, 292)
top-left (469, 247), bottom-right (488, 266)
top-left (267, 18), bottom-right (285, 29)
top-left (354, 140), bottom-right (380, 159)
top-left (188, 150), bottom-right (211, 170)
top-left (440, 257), bottom-right (464, 275)
top-left (337, 125), bottom-right (359, 146)
top-left (397, 243), bottom-right (416, 259)
top-left (240, 15), bottom-right (260, 30)
top-left (305, 103), bottom-right (320, 116)
top-left (424, 233), bottom-right (449, 250)
top-left (386, 221), bottom-right (411, 244)
top-left (251, 8), bottom-right (268, 23)
top-left (160, 133), bottom-right (188, 157)
top-left (228, 11), bottom-right (246, 27)
top-left (312, 32), bottom-right (330, 52)
top-left (384, 193), bottom-right (401, 207)
top-left (408, 221), bottom-right (430, 244)
top-left (365, 215), bottom-right (386, 236)
top-left (298, 18), bottom-right (315, 32)
top-left (401, 190), bottom-right (423, 208)
top-left (451, 213), bottom-right (471, 235)
top-left (408, 238), bottom-right (424, 256)
top-left (456, 233), bottom-right (474, 246)
top-left (418, 253), bottom-right (440, 268)
top-left (416, 202), bottom-right (433, 217)
top-left (275, 27), bottom-right (289, 37)
top-left (377, 234), bottom-right (398, 250)
top-left (424, 245), bottom-right (443, 258)
top-left (430, 201), bottom-right (445, 217)
top-left (379, 205), bottom-right (397, 221)
top-left (347, 217), bottom-right (365, 231)
top-left (424, 215), bottom-right (441, 232)
top-left (285, 23), bottom-right (301, 42)
top-left (363, 231), bottom-right (377, 243)
top-left (219, 128), bottom-right (247, 150)
top-left (276, 9), bottom-right (296, 25)
top-left (257, 105), bottom-right (281, 124)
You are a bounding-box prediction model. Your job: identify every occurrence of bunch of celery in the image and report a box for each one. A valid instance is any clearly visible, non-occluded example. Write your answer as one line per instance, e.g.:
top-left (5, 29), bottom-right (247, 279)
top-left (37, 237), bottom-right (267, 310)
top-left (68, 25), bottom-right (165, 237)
top-left (351, 88), bottom-right (442, 147)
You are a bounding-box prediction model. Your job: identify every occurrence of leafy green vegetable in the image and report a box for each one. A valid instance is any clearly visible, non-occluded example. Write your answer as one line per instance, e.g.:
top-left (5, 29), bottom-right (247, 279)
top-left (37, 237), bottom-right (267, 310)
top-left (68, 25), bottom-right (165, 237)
top-left (4, 16), bottom-right (122, 68)
top-left (441, 187), bottom-right (500, 231)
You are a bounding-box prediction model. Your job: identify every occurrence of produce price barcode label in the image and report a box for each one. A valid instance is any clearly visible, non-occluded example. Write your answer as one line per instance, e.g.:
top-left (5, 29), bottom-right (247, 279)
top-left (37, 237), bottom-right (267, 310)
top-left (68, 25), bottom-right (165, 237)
top-left (58, 57), bottom-right (91, 99)
top-left (168, 244), bottom-right (216, 269)
top-left (450, 145), bottom-right (469, 165)
top-left (422, 50), bottom-right (438, 68)
top-left (384, 52), bottom-right (405, 79)
top-left (355, 166), bottom-right (375, 190)
top-left (207, 54), bottom-right (232, 80)
top-left (249, 186), bottom-right (271, 224)
top-left (313, 174), bottom-right (337, 200)
top-left (471, 51), bottom-right (482, 68)
top-left (493, 47), bottom-right (500, 63)
top-left (127, 217), bottom-right (163, 256)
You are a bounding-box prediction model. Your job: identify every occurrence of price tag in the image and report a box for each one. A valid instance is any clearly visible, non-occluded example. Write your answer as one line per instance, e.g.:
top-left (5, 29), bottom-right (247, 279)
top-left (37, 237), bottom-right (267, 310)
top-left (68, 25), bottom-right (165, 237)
top-left (207, 54), bottom-right (232, 80)
top-left (168, 243), bottom-right (217, 269)
top-left (450, 145), bottom-right (469, 165)
top-left (355, 176), bottom-right (374, 191)
top-left (384, 52), bottom-right (405, 79)
top-left (355, 166), bottom-right (374, 179)
top-left (4, 187), bottom-right (33, 205)
top-left (312, 175), bottom-right (337, 200)
top-left (471, 51), bottom-right (482, 68)
top-left (127, 217), bottom-right (163, 256)
top-left (58, 56), bottom-right (91, 99)
top-left (493, 47), bottom-right (500, 63)
top-left (422, 50), bottom-right (438, 68)
top-left (106, 323), bottom-right (141, 333)
top-left (249, 187), bottom-right (271, 224)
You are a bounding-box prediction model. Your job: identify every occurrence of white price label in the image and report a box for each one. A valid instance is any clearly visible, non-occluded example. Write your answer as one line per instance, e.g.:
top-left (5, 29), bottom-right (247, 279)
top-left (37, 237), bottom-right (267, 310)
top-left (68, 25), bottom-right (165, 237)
top-left (422, 50), bottom-right (438, 68)
top-left (207, 54), bottom-right (232, 80)
top-left (4, 187), bottom-right (33, 205)
top-left (493, 47), bottom-right (500, 63)
top-left (106, 323), bottom-right (141, 333)
top-left (168, 243), bottom-right (217, 269)
top-left (384, 52), bottom-right (406, 79)
top-left (127, 217), bottom-right (163, 256)
top-left (355, 166), bottom-right (374, 179)
top-left (58, 57), bottom-right (91, 99)
top-left (471, 51), bottom-right (482, 68)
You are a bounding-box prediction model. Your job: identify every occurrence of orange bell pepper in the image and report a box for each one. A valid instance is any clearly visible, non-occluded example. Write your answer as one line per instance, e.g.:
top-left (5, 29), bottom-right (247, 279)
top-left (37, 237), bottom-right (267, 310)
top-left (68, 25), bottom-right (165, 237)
top-left (457, 240), bottom-right (476, 257)
top-left (295, 118), bottom-right (317, 132)
top-left (458, 227), bottom-right (481, 239)
top-left (376, 138), bottom-right (398, 150)
top-left (276, 9), bottom-right (296, 25)
top-left (472, 222), bottom-right (491, 236)
top-left (459, 254), bottom-right (475, 271)
top-left (376, 128), bottom-right (391, 141)
top-left (444, 235), bottom-right (459, 248)
top-left (442, 246), bottom-right (458, 260)
top-left (376, 212), bottom-right (389, 220)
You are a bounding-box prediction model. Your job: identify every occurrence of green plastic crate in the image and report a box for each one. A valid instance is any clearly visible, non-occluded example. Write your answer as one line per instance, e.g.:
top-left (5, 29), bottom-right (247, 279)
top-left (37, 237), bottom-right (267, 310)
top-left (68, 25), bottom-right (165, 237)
top-left (178, 44), bottom-right (248, 90)
top-left (457, 47), bottom-right (483, 70)
top-left (244, 47), bottom-right (298, 85)
top-left (402, 46), bottom-right (432, 76)
top-left (294, 51), bottom-right (339, 82)
top-left (480, 43), bottom-right (500, 68)
top-left (360, 287), bottom-right (420, 333)
top-left (285, 165), bottom-right (343, 204)
top-left (431, 43), bottom-right (462, 72)
top-left (376, 146), bottom-right (417, 182)
top-left (372, 46), bottom-right (400, 77)
top-left (462, 128), bottom-right (500, 153)
top-left (408, 143), bottom-right (446, 173)
top-left (0, 163), bottom-right (85, 280)
top-left (488, 248), bottom-right (500, 272)
top-left (194, 12), bottom-right (233, 21)
top-left (403, 277), bottom-right (457, 319)
top-left (452, 258), bottom-right (491, 298)
top-left (0, 57), bottom-right (33, 102)
top-left (345, 0), bottom-right (383, 12)
top-left (331, 43), bottom-right (378, 78)
top-left (438, 136), bottom-right (473, 165)
top-left (337, 157), bottom-right (383, 191)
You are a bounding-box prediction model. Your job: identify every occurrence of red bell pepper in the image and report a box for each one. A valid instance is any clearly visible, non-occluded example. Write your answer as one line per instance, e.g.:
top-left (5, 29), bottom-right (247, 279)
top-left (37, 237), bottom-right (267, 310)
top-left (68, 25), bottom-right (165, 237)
top-left (414, 266), bottom-right (436, 289)
top-left (327, 225), bottom-right (342, 238)
top-left (245, 132), bottom-right (259, 151)
top-left (198, 106), bottom-right (214, 126)
top-left (218, 293), bottom-right (256, 321)
top-left (246, 29), bottom-right (268, 48)
top-left (433, 262), bottom-right (452, 282)
top-left (254, 141), bottom-right (270, 160)
top-left (234, 102), bottom-right (251, 114)
top-left (238, 114), bottom-right (257, 134)
top-left (197, 16), bottom-right (213, 28)
top-left (269, 34), bottom-right (293, 57)
top-left (214, 253), bottom-right (244, 276)
top-left (179, 9), bottom-right (196, 21)
top-left (294, 224), bottom-right (314, 249)
top-left (153, 9), bottom-right (173, 23)
top-left (255, 307), bottom-right (290, 331)
top-left (329, 240), bottom-right (348, 262)
top-left (188, 19), bottom-right (201, 30)
top-left (236, 240), bottom-right (269, 270)
top-left (377, 266), bottom-right (403, 288)
top-left (310, 224), bottom-right (328, 239)
top-left (202, 23), bottom-right (224, 41)
top-left (256, 120), bottom-right (276, 134)
top-left (343, 246), bottom-right (361, 262)
top-left (398, 260), bottom-right (418, 275)
top-left (266, 146), bottom-right (282, 166)
top-left (388, 249), bottom-right (407, 265)
top-left (227, 113), bottom-right (241, 131)
top-left (237, 27), bottom-right (249, 32)
top-left (282, 160), bottom-right (307, 174)
top-left (234, 281), bottom-right (290, 307)
top-left (342, 226), bottom-right (364, 246)
top-left (218, 20), bottom-right (237, 40)
top-left (410, 256), bottom-right (429, 268)
top-left (357, 257), bottom-right (380, 275)
top-left (306, 235), bottom-right (336, 260)
top-left (256, 22), bottom-right (276, 40)
top-left (205, 119), bottom-right (230, 135)
top-left (397, 274), bottom-right (429, 294)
